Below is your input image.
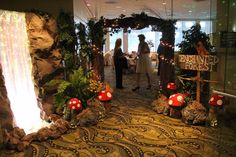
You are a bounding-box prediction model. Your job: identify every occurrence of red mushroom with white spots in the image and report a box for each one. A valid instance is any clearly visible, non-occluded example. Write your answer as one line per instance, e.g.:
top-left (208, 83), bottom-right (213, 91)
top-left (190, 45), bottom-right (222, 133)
top-left (98, 90), bottom-right (112, 101)
top-left (208, 94), bottom-right (224, 127)
top-left (209, 95), bottom-right (224, 106)
top-left (167, 82), bottom-right (177, 96)
top-left (168, 93), bottom-right (185, 118)
top-left (98, 90), bottom-right (113, 111)
top-left (167, 82), bottom-right (177, 90)
top-left (68, 98), bottom-right (83, 111)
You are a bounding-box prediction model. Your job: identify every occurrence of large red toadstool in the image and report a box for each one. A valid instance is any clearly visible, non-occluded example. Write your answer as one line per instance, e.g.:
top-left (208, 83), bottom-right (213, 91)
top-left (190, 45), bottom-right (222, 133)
top-left (68, 98), bottom-right (83, 111)
top-left (168, 93), bottom-right (185, 118)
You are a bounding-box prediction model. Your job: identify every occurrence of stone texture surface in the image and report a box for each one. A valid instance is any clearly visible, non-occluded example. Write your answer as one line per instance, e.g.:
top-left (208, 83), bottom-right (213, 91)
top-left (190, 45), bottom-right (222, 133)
top-left (2, 118), bottom-right (70, 151)
top-left (151, 94), bottom-right (169, 115)
top-left (181, 100), bottom-right (207, 125)
top-left (0, 65), bottom-right (14, 130)
top-left (26, 13), bottom-right (63, 119)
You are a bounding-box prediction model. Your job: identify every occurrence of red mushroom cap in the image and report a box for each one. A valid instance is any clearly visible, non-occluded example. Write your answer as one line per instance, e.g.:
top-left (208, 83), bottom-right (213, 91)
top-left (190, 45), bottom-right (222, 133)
top-left (68, 98), bottom-right (82, 110)
top-left (167, 82), bottom-right (177, 90)
top-left (98, 90), bottom-right (112, 101)
top-left (209, 95), bottom-right (224, 106)
top-left (168, 93), bottom-right (185, 107)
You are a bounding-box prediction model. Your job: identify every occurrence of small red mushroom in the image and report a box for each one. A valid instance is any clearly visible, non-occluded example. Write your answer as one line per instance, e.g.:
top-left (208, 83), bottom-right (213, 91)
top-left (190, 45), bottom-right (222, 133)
top-left (98, 90), bottom-right (112, 111)
top-left (208, 94), bottom-right (224, 127)
top-left (168, 93), bottom-right (185, 118)
top-left (98, 90), bottom-right (112, 101)
top-left (167, 82), bottom-right (177, 90)
top-left (68, 98), bottom-right (82, 110)
top-left (167, 82), bottom-right (177, 96)
top-left (209, 95), bottom-right (224, 106)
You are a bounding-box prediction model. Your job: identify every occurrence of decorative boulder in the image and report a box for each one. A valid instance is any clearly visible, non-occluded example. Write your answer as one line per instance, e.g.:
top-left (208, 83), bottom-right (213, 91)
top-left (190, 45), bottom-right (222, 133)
top-left (181, 100), bottom-right (207, 125)
top-left (151, 94), bottom-right (169, 115)
top-left (76, 108), bottom-right (99, 127)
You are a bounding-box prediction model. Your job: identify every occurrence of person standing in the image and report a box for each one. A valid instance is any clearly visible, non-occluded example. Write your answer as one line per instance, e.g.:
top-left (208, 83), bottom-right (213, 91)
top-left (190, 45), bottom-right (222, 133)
top-left (113, 38), bottom-right (125, 89)
top-left (132, 34), bottom-right (152, 91)
top-left (157, 38), bottom-right (164, 76)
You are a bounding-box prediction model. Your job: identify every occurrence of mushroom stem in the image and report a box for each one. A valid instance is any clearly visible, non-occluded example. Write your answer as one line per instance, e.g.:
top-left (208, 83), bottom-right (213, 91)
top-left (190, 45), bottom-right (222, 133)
top-left (169, 107), bottom-right (182, 118)
top-left (104, 102), bottom-right (112, 112)
top-left (208, 107), bottom-right (218, 127)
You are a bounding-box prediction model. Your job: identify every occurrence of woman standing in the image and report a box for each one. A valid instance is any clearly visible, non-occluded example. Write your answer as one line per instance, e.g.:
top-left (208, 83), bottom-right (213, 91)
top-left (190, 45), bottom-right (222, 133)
top-left (132, 34), bottom-right (152, 91)
top-left (113, 38), bottom-right (124, 89)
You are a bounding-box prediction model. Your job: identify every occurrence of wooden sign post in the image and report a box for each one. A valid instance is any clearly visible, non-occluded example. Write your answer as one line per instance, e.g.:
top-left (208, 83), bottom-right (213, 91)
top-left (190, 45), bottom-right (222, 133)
top-left (178, 55), bottom-right (219, 102)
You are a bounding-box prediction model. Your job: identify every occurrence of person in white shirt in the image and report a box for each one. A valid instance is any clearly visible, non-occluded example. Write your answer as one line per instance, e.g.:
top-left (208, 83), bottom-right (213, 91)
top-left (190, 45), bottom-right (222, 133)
top-left (132, 34), bottom-right (152, 91)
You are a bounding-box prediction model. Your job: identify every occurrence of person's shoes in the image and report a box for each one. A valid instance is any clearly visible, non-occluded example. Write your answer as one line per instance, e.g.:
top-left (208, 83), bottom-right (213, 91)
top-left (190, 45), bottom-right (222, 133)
top-left (132, 86), bottom-right (140, 91)
top-left (146, 85), bottom-right (151, 90)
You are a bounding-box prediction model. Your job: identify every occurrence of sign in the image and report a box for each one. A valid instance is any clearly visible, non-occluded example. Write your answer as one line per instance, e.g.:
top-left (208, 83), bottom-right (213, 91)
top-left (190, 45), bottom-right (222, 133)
top-left (178, 55), bottom-right (219, 71)
top-left (220, 31), bottom-right (236, 48)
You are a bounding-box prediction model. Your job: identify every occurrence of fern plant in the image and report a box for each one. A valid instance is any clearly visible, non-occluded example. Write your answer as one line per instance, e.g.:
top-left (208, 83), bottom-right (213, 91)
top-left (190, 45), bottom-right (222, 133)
top-left (46, 68), bottom-right (103, 111)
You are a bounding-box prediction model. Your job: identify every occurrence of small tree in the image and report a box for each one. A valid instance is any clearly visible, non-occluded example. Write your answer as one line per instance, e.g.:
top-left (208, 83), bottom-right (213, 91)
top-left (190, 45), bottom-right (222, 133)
top-left (176, 23), bottom-right (213, 102)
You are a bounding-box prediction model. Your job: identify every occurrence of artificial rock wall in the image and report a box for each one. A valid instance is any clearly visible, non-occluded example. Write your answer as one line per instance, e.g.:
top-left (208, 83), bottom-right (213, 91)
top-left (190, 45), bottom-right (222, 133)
top-left (0, 65), bottom-right (14, 130)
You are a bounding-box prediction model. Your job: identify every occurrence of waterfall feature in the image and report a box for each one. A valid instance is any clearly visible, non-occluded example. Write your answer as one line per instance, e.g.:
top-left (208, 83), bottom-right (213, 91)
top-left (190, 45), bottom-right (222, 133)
top-left (0, 11), bottom-right (43, 134)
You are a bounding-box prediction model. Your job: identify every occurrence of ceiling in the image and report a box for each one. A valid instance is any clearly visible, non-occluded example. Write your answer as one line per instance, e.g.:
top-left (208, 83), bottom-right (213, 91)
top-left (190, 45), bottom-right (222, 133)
top-left (81, 0), bottom-right (216, 20)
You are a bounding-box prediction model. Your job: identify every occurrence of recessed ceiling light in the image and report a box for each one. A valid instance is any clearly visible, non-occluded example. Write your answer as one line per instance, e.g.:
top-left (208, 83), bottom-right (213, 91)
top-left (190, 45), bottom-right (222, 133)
top-left (122, 9), bottom-right (126, 12)
top-left (162, 2), bottom-right (166, 5)
top-left (188, 10), bottom-right (192, 13)
top-left (87, 3), bottom-right (91, 6)
top-left (116, 6), bottom-right (121, 9)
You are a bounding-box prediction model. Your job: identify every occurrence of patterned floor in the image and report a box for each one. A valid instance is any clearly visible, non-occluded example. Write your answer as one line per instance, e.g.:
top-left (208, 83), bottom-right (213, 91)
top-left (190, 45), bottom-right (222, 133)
top-left (2, 66), bottom-right (236, 157)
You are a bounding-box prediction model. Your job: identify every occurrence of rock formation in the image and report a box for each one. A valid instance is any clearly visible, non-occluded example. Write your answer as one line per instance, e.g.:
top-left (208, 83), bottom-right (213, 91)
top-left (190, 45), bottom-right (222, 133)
top-left (26, 13), bottom-right (63, 119)
top-left (181, 100), bottom-right (207, 125)
top-left (151, 94), bottom-right (169, 115)
top-left (0, 65), bottom-right (14, 130)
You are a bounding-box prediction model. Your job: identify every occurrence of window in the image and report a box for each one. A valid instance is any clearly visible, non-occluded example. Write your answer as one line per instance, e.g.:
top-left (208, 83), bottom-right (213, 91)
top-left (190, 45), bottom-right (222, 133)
top-left (107, 21), bottom-right (212, 52)
top-left (109, 29), bottom-right (123, 51)
top-left (128, 27), bottom-right (157, 52)
top-left (174, 21), bottom-right (212, 51)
